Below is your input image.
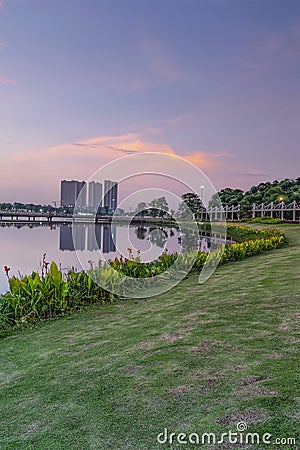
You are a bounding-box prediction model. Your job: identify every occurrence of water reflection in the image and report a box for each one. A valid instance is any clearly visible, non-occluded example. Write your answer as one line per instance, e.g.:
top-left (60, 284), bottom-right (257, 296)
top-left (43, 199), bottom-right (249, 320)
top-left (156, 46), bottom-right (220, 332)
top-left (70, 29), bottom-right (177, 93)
top-left (59, 226), bottom-right (75, 251)
top-left (59, 225), bottom-right (116, 253)
top-left (103, 225), bottom-right (116, 253)
top-left (135, 225), bottom-right (147, 240)
top-left (0, 223), bottom-right (234, 293)
top-left (179, 228), bottom-right (200, 252)
top-left (59, 224), bottom-right (227, 255)
top-left (148, 227), bottom-right (168, 248)
top-left (87, 225), bottom-right (102, 252)
top-left (59, 224), bottom-right (188, 254)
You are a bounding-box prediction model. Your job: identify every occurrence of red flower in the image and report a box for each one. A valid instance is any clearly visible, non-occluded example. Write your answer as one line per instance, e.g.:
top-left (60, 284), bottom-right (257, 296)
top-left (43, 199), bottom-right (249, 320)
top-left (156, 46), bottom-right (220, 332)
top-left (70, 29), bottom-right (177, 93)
top-left (137, 249), bottom-right (141, 254)
top-left (127, 247), bottom-right (132, 253)
top-left (4, 265), bottom-right (10, 277)
top-left (245, 238), bottom-right (249, 242)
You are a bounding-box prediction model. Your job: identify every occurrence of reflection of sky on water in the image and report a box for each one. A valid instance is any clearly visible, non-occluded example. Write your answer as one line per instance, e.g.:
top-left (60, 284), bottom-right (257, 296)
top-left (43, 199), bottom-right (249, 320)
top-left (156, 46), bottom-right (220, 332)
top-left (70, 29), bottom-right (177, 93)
top-left (0, 225), bottom-right (78, 294)
top-left (0, 224), bottom-right (179, 293)
top-left (0, 224), bottom-right (230, 293)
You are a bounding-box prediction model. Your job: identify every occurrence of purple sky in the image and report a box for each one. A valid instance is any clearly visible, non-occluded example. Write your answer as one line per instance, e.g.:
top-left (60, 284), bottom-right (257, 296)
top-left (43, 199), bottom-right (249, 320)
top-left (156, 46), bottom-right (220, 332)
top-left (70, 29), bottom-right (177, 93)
top-left (0, 0), bottom-right (299, 204)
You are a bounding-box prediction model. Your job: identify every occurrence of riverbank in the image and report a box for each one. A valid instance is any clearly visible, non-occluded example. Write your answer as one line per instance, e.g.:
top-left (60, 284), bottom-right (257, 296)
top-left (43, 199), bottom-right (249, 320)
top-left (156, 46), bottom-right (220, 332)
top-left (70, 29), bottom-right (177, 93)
top-left (0, 225), bottom-right (285, 332)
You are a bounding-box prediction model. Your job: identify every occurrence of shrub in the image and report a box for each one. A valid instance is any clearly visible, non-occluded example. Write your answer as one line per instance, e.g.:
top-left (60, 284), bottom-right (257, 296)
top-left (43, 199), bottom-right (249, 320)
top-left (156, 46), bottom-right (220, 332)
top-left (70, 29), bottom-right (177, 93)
top-left (248, 216), bottom-right (283, 224)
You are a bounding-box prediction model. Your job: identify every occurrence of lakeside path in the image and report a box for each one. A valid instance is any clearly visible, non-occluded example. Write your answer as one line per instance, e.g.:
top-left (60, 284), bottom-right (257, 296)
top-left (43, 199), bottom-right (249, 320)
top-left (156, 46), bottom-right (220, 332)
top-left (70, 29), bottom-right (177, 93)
top-left (0, 225), bottom-right (299, 449)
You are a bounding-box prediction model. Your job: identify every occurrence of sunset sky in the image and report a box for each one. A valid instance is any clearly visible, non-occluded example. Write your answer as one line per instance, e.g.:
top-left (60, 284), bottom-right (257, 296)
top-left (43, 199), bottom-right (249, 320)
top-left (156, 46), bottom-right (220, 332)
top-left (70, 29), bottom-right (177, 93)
top-left (0, 0), bottom-right (299, 204)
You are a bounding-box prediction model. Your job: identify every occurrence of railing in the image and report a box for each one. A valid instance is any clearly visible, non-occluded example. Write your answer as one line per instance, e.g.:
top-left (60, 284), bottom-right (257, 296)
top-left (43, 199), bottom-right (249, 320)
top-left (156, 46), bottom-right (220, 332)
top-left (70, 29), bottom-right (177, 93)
top-left (201, 201), bottom-right (300, 221)
top-left (197, 205), bottom-right (240, 221)
top-left (0, 211), bottom-right (72, 223)
top-left (252, 201), bottom-right (300, 221)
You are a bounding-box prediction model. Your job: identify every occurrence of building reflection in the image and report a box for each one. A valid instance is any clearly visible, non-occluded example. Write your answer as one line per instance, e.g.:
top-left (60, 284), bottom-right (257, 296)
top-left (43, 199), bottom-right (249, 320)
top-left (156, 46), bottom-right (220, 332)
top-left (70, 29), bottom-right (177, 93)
top-left (59, 224), bottom-right (116, 253)
top-left (87, 224), bottom-right (101, 251)
top-left (59, 224), bottom-right (231, 256)
top-left (59, 225), bottom-right (75, 251)
top-left (103, 225), bottom-right (116, 253)
top-left (73, 225), bottom-right (86, 251)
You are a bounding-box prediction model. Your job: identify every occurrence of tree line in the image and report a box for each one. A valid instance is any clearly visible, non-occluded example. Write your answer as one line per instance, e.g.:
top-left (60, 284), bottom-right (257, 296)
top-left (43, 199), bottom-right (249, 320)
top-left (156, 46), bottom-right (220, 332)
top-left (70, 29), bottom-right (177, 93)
top-left (209, 177), bottom-right (300, 217)
top-left (1, 178), bottom-right (299, 219)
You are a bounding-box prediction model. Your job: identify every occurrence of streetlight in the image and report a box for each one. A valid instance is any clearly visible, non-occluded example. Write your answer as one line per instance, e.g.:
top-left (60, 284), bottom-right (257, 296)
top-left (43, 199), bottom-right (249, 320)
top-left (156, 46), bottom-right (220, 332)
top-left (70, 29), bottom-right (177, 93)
top-left (200, 186), bottom-right (204, 201)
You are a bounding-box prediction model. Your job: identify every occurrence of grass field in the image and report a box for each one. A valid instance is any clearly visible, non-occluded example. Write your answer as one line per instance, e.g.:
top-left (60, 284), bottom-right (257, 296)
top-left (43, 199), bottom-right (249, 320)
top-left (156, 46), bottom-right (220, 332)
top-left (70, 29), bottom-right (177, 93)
top-left (0, 225), bottom-right (299, 449)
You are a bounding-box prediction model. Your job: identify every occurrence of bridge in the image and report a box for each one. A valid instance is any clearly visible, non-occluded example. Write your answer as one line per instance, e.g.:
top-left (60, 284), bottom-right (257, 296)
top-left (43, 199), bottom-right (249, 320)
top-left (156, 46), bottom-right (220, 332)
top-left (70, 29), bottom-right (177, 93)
top-left (0, 211), bottom-right (73, 224)
top-left (0, 212), bottom-right (158, 225)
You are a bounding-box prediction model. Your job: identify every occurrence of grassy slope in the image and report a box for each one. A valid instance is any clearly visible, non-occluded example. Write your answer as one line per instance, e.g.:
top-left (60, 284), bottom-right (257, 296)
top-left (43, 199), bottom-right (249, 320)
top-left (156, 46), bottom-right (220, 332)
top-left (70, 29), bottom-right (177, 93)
top-left (0, 225), bottom-right (299, 450)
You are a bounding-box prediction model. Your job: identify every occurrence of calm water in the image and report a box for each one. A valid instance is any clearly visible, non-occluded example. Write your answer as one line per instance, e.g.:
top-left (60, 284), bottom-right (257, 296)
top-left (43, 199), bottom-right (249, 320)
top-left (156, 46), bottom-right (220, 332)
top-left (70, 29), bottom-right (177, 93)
top-left (0, 223), bottom-right (229, 293)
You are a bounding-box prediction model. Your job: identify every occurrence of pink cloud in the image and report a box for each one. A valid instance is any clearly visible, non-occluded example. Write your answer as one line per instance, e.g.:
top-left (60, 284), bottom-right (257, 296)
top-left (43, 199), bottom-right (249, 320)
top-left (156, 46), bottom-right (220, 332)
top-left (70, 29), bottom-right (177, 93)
top-left (0, 75), bottom-right (16, 84)
top-left (144, 127), bottom-right (162, 135)
top-left (167, 114), bottom-right (194, 126)
top-left (0, 132), bottom-right (263, 203)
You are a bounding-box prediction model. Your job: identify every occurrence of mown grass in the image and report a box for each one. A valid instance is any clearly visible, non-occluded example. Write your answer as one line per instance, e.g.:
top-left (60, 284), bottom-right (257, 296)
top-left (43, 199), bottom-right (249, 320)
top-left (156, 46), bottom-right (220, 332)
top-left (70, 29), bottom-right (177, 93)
top-left (0, 225), bottom-right (299, 449)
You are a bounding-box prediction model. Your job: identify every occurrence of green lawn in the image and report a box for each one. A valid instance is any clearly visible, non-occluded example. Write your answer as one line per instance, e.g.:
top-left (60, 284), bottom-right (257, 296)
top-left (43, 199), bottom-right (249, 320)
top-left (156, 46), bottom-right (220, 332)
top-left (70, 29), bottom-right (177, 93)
top-left (0, 225), bottom-right (299, 449)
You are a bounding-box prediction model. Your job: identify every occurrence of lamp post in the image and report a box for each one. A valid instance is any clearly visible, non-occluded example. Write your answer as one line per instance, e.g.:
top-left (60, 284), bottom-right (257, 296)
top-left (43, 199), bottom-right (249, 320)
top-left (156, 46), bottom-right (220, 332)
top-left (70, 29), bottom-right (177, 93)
top-left (200, 186), bottom-right (204, 221)
top-left (200, 186), bottom-right (204, 201)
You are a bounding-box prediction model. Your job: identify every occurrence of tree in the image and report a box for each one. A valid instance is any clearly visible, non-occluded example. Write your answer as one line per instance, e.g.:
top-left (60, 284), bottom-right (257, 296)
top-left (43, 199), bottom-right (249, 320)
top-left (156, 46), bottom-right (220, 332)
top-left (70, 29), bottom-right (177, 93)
top-left (178, 193), bottom-right (203, 219)
top-left (0, 203), bottom-right (13, 211)
top-left (148, 199), bottom-right (159, 217)
top-left (207, 178), bottom-right (300, 218)
top-left (156, 197), bottom-right (169, 217)
top-left (148, 197), bottom-right (169, 217)
top-left (135, 202), bottom-right (148, 217)
top-left (177, 201), bottom-right (193, 220)
top-left (209, 188), bottom-right (244, 208)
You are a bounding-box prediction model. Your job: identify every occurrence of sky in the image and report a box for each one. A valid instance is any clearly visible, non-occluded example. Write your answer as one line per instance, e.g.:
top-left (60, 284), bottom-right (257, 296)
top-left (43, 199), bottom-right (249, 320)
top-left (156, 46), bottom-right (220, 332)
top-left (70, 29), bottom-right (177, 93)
top-left (0, 0), bottom-right (299, 205)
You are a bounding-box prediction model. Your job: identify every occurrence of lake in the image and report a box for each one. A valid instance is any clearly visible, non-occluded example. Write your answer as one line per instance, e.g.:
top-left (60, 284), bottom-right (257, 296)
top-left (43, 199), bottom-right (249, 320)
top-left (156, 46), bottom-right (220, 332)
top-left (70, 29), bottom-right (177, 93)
top-left (0, 223), bottom-right (232, 293)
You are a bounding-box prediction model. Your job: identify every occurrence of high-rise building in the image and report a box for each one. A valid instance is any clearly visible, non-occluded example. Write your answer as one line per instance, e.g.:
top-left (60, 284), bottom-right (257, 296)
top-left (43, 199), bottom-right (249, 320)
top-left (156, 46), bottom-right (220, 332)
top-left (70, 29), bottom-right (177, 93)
top-left (61, 180), bottom-right (76, 207)
top-left (88, 181), bottom-right (102, 209)
top-left (75, 181), bottom-right (86, 208)
top-left (110, 182), bottom-right (118, 212)
top-left (60, 180), bottom-right (86, 207)
top-left (60, 179), bottom-right (117, 211)
top-left (104, 180), bottom-right (118, 212)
